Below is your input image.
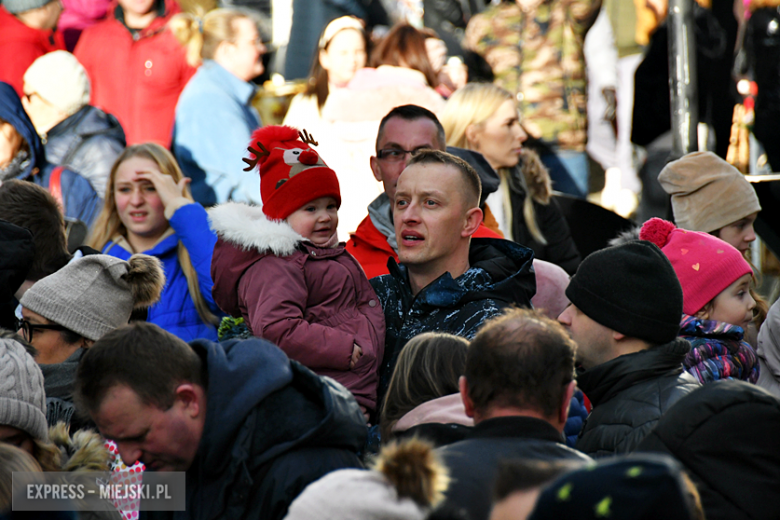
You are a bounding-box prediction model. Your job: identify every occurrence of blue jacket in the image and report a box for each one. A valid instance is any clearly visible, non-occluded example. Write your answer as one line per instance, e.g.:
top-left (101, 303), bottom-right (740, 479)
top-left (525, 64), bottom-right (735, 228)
top-left (0, 81), bottom-right (100, 228)
top-left (103, 202), bottom-right (221, 341)
top-left (173, 61), bottom-right (262, 206)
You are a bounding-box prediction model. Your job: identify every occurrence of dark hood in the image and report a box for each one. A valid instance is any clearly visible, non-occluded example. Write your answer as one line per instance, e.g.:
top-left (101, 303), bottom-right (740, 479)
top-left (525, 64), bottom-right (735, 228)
top-left (47, 105), bottom-right (126, 144)
top-left (0, 81), bottom-right (44, 178)
top-left (636, 380), bottom-right (780, 520)
top-left (190, 337), bottom-right (365, 472)
top-left (190, 338), bottom-right (293, 471)
top-left (389, 237), bottom-right (536, 311)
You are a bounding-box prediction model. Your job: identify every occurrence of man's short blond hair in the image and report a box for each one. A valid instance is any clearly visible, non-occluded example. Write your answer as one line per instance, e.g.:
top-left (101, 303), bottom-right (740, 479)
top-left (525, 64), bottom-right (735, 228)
top-left (407, 149), bottom-right (481, 208)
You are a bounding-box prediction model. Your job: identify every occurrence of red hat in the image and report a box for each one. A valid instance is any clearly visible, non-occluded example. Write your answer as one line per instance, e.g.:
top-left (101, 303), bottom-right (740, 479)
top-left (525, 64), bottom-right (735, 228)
top-left (639, 218), bottom-right (752, 315)
top-left (244, 125), bottom-right (341, 220)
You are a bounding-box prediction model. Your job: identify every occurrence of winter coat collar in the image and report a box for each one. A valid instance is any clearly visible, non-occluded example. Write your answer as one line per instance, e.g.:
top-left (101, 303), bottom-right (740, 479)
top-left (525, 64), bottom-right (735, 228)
top-left (467, 416), bottom-right (565, 444)
top-left (45, 105), bottom-right (126, 144)
top-left (199, 60), bottom-right (258, 105)
top-left (110, 0), bottom-right (178, 38)
top-left (578, 338), bottom-right (693, 407)
top-left (386, 237), bottom-right (536, 310)
top-left (393, 393), bottom-right (473, 432)
top-left (209, 202), bottom-right (304, 257)
top-left (367, 193), bottom-right (396, 251)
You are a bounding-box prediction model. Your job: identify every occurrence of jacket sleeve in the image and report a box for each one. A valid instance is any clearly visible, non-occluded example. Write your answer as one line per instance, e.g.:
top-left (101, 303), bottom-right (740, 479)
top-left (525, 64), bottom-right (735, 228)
top-left (60, 169), bottom-right (102, 229)
top-left (167, 203), bottom-right (221, 313)
top-left (536, 198), bottom-right (581, 275)
top-left (173, 93), bottom-right (261, 205)
top-left (239, 256), bottom-right (356, 370)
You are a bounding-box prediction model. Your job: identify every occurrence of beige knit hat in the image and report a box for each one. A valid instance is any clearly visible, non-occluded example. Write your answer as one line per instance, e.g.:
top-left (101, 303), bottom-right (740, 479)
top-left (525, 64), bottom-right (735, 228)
top-left (658, 151), bottom-right (761, 233)
top-left (23, 51), bottom-right (90, 117)
top-left (20, 254), bottom-right (165, 342)
top-left (0, 337), bottom-right (47, 441)
top-left (284, 439), bottom-right (449, 520)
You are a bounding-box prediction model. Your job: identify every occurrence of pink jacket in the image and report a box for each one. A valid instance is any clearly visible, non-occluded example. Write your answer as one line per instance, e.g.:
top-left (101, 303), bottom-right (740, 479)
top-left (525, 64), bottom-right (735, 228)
top-left (209, 203), bottom-right (386, 411)
top-left (393, 394), bottom-right (474, 432)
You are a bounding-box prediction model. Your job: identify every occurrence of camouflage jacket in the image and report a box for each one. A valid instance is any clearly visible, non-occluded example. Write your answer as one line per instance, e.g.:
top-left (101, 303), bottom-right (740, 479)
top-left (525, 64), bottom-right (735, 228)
top-left (464, 0), bottom-right (601, 150)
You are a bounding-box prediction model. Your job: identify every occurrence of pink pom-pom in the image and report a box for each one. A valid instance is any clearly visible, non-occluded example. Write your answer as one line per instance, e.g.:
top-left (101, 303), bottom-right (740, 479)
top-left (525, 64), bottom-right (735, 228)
top-left (639, 217), bottom-right (676, 248)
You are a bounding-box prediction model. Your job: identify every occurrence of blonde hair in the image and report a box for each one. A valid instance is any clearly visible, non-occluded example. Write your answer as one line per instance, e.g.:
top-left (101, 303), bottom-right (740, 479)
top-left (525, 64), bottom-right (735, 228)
top-left (87, 144), bottom-right (219, 327)
top-left (170, 8), bottom-right (255, 67)
top-left (380, 332), bottom-right (469, 441)
top-left (441, 83), bottom-right (547, 244)
top-left (0, 444), bottom-right (42, 512)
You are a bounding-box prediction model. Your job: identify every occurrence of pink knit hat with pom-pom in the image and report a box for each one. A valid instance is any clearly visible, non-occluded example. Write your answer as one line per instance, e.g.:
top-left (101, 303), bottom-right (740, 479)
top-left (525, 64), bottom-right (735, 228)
top-left (639, 218), bottom-right (752, 315)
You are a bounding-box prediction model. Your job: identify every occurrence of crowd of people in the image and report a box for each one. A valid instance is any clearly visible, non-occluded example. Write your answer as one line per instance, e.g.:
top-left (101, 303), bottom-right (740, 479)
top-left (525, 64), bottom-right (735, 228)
top-left (2, 0), bottom-right (780, 519)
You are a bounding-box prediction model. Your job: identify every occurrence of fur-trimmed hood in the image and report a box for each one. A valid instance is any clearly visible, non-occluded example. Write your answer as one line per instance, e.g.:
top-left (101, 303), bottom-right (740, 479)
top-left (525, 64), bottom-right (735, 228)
top-left (209, 202), bottom-right (304, 257)
top-left (49, 422), bottom-right (112, 472)
top-left (210, 203), bottom-right (305, 318)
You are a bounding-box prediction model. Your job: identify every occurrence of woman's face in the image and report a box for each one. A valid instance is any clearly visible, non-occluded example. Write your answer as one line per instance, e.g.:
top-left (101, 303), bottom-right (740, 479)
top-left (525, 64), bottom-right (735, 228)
top-left (716, 212), bottom-right (758, 254)
top-left (467, 99), bottom-right (527, 171)
top-left (0, 121), bottom-right (22, 169)
top-left (114, 156), bottom-right (169, 252)
top-left (320, 29), bottom-right (366, 87)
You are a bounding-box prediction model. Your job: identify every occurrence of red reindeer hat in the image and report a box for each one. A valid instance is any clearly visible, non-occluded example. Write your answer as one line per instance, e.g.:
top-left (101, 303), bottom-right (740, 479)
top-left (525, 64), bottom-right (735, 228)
top-left (244, 125), bottom-right (340, 220)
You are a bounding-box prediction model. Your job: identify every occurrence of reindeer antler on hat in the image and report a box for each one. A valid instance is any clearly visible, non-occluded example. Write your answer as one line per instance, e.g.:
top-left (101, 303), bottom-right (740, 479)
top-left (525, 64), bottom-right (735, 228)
top-left (244, 125), bottom-right (341, 220)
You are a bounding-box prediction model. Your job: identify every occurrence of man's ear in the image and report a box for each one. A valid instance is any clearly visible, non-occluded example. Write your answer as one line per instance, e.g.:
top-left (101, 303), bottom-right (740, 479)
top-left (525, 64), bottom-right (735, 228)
top-left (612, 331), bottom-right (626, 342)
top-left (370, 155), bottom-right (382, 183)
top-left (175, 384), bottom-right (204, 418)
top-left (465, 124), bottom-right (480, 150)
top-left (462, 207), bottom-right (483, 237)
top-left (559, 380), bottom-right (576, 426)
top-left (459, 376), bottom-right (475, 418)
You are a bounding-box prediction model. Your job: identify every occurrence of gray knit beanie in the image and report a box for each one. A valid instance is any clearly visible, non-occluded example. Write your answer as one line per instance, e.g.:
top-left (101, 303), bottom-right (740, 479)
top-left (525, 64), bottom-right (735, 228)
top-left (2, 0), bottom-right (55, 14)
top-left (0, 338), bottom-right (47, 441)
top-left (20, 254), bottom-right (165, 342)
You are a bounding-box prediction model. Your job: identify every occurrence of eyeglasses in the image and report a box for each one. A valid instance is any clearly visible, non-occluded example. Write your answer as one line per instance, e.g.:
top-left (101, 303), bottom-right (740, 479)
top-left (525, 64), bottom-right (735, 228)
top-left (376, 148), bottom-right (426, 162)
top-left (16, 318), bottom-right (67, 343)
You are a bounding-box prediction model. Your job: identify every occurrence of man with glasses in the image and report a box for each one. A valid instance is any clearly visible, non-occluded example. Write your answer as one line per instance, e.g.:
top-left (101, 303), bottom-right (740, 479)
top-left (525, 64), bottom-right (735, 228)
top-left (0, 0), bottom-right (65, 97)
top-left (347, 104), bottom-right (500, 279)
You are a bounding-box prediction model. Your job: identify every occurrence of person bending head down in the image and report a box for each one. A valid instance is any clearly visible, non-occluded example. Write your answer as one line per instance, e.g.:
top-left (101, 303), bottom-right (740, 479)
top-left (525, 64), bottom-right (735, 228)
top-left (393, 149), bottom-right (482, 295)
top-left (75, 323), bottom-right (206, 472)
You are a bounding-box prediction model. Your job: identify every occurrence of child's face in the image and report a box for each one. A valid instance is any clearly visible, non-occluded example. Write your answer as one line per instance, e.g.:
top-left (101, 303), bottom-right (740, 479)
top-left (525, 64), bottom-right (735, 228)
top-left (717, 212), bottom-right (758, 254)
top-left (287, 196), bottom-right (339, 247)
top-left (699, 274), bottom-right (755, 329)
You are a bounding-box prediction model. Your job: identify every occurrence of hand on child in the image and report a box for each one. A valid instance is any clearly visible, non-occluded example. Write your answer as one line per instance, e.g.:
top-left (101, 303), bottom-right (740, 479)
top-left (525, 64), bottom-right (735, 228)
top-left (135, 169), bottom-right (190, 209)
top-left (349, 343), bottom-right (363, 369)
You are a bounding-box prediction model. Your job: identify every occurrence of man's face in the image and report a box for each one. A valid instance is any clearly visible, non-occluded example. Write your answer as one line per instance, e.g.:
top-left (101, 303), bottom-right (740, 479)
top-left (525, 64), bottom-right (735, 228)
top-left (394, 162), bottom-right (470, 274)
top-left (557, 304), bottom-right (616, 370)
top-left (370, 117), bottom-right (442, 202)
top-left (93, 385), bottom-right (201, 472)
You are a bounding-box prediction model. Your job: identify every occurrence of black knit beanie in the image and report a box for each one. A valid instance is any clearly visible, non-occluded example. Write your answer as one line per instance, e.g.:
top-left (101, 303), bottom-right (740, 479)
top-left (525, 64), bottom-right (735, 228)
top-left (566, 241), bottom-right (682, 345)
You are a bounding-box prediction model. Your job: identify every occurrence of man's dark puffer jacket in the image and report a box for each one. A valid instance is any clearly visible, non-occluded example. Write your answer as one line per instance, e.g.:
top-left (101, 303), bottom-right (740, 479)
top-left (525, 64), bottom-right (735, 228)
top-left (575, 338), bottom-right (700, 457)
